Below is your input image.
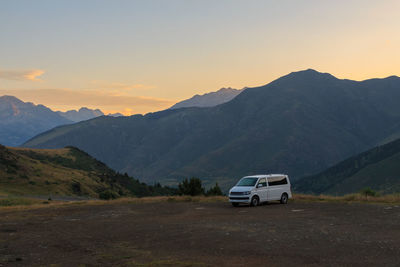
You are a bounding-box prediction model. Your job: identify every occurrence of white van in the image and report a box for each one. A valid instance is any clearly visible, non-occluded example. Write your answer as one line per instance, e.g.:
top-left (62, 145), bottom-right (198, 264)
top-left (229, 174), bottom-right (292, 207)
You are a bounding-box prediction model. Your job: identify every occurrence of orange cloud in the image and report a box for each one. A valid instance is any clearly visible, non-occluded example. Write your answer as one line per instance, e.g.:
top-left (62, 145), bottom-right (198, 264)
top-left (0, 69), bottom-right (45, 81)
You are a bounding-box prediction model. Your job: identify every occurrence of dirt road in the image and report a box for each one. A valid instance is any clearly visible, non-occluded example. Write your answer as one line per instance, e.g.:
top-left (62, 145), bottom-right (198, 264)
top-left (1, 200), bottom-right (399, 266)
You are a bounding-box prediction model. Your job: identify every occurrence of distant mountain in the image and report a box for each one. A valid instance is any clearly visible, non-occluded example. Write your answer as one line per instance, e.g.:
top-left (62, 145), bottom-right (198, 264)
top-left (170, 87), bottom-right (244, 109)
top-left (0, 145), bottom-right (175, 198)
top-left (0, 95), bottom-right (107, 146)
top-left (0, 96), bottom-right (72, 147)
top-left (57, 107), bottom-right (104, 122)
top-left (24, 69), bottom-right (400, 189)
top-left (294, 138), bottom-right (400, 195)
top-left (107, 112), bottom-right (124, 117)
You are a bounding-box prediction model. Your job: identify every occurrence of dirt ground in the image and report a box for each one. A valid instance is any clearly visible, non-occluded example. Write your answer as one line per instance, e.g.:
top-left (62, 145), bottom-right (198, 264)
top-left (1, 200), bottom-right (399, 266)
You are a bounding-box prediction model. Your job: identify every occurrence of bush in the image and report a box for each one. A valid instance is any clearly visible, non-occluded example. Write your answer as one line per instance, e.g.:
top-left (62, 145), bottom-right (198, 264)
top-left (71, 181), bottom-right (82, 194)
top-left (99, 190), bottom-right (119, 200)
top-left (206, 183), bottom-right (223, 196)
top-left (360, 187), bottom-right (377, 197)
top-left (178, 177), bottom-right (205, 196)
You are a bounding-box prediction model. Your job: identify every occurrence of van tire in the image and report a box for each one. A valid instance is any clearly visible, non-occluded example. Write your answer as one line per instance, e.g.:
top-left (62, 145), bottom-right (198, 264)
top-left (251, 196), bottom-right (259, 207)
top-left (280, 193), bottom-right (288, 204)
top-left (232, 202), bottom-right (239, 207)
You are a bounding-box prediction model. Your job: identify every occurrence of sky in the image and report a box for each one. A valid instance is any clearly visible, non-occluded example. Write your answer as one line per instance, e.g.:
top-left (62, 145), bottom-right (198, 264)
top-left (1, 0), bottom-right (399, 115)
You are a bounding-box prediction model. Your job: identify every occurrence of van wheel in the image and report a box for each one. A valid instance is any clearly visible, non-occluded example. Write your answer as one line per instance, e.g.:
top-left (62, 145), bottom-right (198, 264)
top-left (250, 196), bottom-right (259, 207)
top-left (232, 202), bottom-right (239, 207)
top-left (280, 193), bottom-right (288, 204)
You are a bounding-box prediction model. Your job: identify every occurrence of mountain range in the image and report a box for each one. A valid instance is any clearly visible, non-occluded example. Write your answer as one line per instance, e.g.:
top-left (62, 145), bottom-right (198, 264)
top-left (0, 96), bottom-right (105, 146)
top-left (170, 87), bottom-right (244, 109)
top-left (294, 137), bottom-right (400, 195)
top-left (57, 107), bottom-right (104, 122)
top-left (23, 69), bottom-right (400, 189)
top-left (0, 96), bottom-right (73, 147)
top-left (0, 87), bottom-right (235, 147)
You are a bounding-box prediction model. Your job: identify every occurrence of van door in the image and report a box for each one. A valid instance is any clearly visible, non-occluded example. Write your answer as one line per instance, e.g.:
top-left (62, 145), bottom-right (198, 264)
top-left (255, 178), bottom-right (268, 202)
top-left (267, 176), bottom-right (289, 200)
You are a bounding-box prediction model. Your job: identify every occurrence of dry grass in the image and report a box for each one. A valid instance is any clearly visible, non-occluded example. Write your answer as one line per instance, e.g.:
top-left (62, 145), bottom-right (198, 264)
top-left (2, 193), bottom-right (400, 212)
top-left (9, 146), bottom-right (72, 157)
top-left (85, 195), bottom-right (228, 205)
top-left (292, 193), bottom-right (400, 204)
top-left (0, 195), bottom-right (227, 212)
top-left (0, 197), bottom-right (44, 207)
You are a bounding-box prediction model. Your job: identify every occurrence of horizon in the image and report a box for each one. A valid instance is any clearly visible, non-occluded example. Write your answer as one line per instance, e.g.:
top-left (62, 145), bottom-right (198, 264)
top-left (1, 0), bottom-right (400, 115)
top-left (2, 68), bottom-right (399, 115)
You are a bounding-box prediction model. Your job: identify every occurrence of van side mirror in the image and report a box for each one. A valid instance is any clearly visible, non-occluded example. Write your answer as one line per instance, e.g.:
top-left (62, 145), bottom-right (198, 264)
top-left (257, 184), bottom-right (263, 188)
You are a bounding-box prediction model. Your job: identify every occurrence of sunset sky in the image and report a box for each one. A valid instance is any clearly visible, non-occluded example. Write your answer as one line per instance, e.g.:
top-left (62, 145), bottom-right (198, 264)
top-left (1, 0), bottom-right (399, 115)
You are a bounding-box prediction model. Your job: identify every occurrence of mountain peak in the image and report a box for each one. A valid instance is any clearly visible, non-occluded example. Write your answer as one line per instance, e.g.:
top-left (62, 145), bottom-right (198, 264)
top-left (58, 107), bottom-right (104, 122)
top-left (270, 69), bottom-right (338, 85)
top-left (289, 69), bottom-right (336, 78)
top-left (0, 95), bottom-right (24, 104)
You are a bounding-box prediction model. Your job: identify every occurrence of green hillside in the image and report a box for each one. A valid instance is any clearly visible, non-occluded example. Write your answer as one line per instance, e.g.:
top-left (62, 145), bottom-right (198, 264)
top-left (294, 138), bottom-right (400, 195)
top-left (24, 70), bottom-right (400, 188)
top-left (0, 145), bottom-right (175, 198)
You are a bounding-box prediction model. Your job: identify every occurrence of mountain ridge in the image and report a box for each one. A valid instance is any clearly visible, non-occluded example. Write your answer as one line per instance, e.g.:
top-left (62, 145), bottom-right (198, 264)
top-left (57, 107), bottom-right (104, 122)
top-left (293, 137), bottom-right (400, 195)
top-left (170, 87), bottom-right (244, 109)
top-left (0, 95), bottom-right (73, 147)
top-left (0, 96), bottom-right (108, 146)
top-left (23, 69), bottom-right (400, 189)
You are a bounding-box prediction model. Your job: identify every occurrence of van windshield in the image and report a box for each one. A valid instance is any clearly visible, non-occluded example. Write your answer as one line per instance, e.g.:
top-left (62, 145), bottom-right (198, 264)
top-left (236, 177), bottom-right (258, 186)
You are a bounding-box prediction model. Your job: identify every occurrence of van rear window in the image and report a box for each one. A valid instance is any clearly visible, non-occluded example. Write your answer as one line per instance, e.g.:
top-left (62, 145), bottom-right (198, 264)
top-left (268, 176), bottom-right (288, 186)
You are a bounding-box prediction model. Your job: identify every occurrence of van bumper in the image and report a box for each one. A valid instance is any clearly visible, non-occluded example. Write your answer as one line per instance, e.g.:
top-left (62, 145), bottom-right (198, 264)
top-left (229, 196), bottom-right (250, 203)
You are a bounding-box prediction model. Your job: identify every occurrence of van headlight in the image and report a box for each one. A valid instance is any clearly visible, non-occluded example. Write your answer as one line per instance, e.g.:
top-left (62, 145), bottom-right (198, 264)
top-left (243, 191), bottom-right (251, 195)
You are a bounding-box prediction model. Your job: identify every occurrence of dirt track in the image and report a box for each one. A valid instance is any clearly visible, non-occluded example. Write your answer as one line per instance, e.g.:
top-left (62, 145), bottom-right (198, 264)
top-left (1, 200), bottom-right (399, 266)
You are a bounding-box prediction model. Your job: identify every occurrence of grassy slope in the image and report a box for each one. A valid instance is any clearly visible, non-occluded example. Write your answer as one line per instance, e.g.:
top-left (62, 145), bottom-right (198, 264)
top-left (0, 145), bottom-right (173, 198)
top-left (294, 138), bottom-right (400, 195)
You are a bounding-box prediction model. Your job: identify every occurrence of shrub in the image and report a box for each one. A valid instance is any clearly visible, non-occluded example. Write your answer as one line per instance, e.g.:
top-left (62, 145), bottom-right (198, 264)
top-left (99, 190), bottom-right (119, 200)
top-left (178, 177), bottom-right (205, 196)
top-left (206, 183), bottom-right (223, 196)
top-left (360, 187), bottom-right (377, 197)
top-left (71, 181), bottom-right (82, 194)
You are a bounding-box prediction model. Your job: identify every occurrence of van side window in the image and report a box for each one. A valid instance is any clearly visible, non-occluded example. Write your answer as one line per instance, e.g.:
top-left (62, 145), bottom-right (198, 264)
top-left (258, 178), bottom-right (267, 186)
top-left (268, 176), bottom-right (288, 186)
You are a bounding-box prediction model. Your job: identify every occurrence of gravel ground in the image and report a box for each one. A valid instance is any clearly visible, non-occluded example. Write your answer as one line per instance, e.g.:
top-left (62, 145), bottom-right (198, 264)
top-left (0, 201), bottom-right (399, 266)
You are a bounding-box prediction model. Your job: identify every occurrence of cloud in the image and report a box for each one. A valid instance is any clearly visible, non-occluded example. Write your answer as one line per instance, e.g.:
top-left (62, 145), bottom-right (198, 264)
top-left (0, 69), bottom-right (45, 81)
top-left (0, 88), bottom-right (176, 115)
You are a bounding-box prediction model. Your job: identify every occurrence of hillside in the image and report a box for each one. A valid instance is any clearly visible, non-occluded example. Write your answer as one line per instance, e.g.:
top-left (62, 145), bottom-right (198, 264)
top-left (293, 138), bottom-right (400, 195)
top-left (0, 145), bottom-right (175, 198)
top-left (0, 96), bottom-right (72, 146)
top-left (170, 87), bottom-right (244, 109)
top-left (24, 69), bottom-right (400, 188)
